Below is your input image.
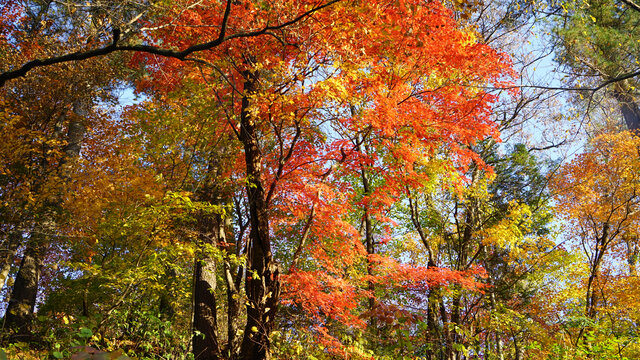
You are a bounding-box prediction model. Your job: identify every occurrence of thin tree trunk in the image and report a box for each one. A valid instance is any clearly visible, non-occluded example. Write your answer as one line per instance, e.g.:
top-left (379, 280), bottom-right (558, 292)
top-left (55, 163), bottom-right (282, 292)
top-left (407, 193), bottom-right (440, 359)
top-left (585, 224), bottom-right (608, 320)
top-left (360, 162), bottom-right (376, 322)
top-left (425, 287), bottom-right (441, 360)
top-left (489, 279), bottom-right (504, 360)
top-left (440, 296), bottom-right (454, 360)
top-left (495, 329), bottom-right (504, 360)
top-left (514, 334), bottom-right (524, 360)
top-left (224, 258), bottom-right (242, 359)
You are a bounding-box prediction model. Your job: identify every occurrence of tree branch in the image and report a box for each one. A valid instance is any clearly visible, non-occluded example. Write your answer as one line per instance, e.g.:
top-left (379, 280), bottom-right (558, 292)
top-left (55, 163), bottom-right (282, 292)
top-left (621, 0), bottom-right (640, 13)
top-left (0, 0), bottom-right (342, 87)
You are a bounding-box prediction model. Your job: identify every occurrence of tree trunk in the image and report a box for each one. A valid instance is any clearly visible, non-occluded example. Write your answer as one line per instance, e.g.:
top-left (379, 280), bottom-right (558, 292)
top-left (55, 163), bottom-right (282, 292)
top-left (224, 257), bottom-right (242, 359)
top-left (5, 104), bottom-right (88, 340)
top-left (585, 224), bottom-right (608, 320)
top-left (0, 231), bottom-right (21, 292)
top-left (489, 278), bottom-right (504, 360)
top-left (440, 296), bottom-right (454, 360)
top-left (192, 147), bottom-right (235, 359)
top-left (4, 243), bottom-right (41, 340)
top-left (425, 287), bottom-right (442, 360)
top-left (613, 87), bottom-right (640, 132)
top-left (238, 71), bottom-right (280, 360)
top-left (514, 335), bottom-right (524, 360)
top-left (193, 250), bottom-right (221, 360)
top-left (360, 164), bottom-right (376, 320)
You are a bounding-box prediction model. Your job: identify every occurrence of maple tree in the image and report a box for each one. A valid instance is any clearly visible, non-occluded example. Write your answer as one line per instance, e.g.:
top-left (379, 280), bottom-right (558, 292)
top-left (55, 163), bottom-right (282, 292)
top-left (10, 0), bottom-right (640, 359)
top-left (123, 0), bottom-right (513, 358)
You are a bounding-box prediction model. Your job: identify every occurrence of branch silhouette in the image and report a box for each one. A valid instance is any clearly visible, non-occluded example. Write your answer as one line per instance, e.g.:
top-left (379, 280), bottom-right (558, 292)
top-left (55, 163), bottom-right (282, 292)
top-left (0, 0), bottom-right (341, 87)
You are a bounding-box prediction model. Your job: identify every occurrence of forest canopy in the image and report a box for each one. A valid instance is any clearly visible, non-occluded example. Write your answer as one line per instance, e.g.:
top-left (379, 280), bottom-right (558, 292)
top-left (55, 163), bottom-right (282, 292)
top-left (1, 0), bottom-right (640, 359)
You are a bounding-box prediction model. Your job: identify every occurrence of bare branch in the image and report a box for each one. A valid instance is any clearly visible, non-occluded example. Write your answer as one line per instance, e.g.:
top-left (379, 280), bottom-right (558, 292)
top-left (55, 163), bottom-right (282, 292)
top-left (621, 0), bottom-right (640, 13)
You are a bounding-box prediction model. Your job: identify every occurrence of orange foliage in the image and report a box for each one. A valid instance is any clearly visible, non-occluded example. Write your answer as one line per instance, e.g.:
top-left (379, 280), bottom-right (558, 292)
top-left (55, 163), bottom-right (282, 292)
top-left (130, 0), bottom-right (513, 350)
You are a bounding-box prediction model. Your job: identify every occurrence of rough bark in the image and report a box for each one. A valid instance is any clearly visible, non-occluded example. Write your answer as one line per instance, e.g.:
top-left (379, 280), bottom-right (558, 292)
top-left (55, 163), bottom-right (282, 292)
top-left (193, 247), bottom-right (221, 360)
top-left (238, 71), bottom-right (280, 360)
top-left (4, 244), bottom-right (42, 339)
top-left (192, 151), bottom-right (234, 359)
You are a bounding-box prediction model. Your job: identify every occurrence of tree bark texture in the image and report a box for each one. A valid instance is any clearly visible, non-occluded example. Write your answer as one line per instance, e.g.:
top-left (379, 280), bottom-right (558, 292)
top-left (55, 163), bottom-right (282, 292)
top-left (192, 149), bottom-right (235, 359)
top-left (4, 244), bottom-right (42, 339)
top-left (238, 71), bottom-right (280, 360)
top-left (193, 250), bottom-right (221, 360)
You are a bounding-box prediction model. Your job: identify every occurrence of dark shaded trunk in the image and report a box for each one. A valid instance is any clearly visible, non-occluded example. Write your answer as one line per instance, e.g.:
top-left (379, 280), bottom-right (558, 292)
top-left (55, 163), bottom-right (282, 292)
top-left (4, 243), bottom-right (42, 340)
top-left (360, 164), bottom-right (376, 319)
top-left (585, 223), bottom-right (608, 320)
top-left (0, 231), bottom-right (21, 292)
top-left (407, 194), bottom-right (441, 359)
top-left (193, 249), bottom-right (221, 360)
top-left (238, 71), bottom-right (280, 360)
top-left (514, 334), bottom-right (524, 360)
top-left (613, 88), bottom-right (640, 132)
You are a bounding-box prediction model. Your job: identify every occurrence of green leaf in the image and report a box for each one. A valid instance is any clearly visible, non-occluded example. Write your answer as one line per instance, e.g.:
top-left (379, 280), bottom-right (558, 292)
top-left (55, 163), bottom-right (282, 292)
top-left (78, 327), bottom-right (93, 338)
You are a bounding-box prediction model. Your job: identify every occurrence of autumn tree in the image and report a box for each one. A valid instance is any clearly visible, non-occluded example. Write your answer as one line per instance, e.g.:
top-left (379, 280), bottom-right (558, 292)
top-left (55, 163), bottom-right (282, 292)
top-left (0, 0), bottom-right (132, 339)
top-left (0, 65), bottom-right (124, 341)
top-left (123, 0), bottom-right (514, 359)
top-left (551, 130), bottom-right (640, 357)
